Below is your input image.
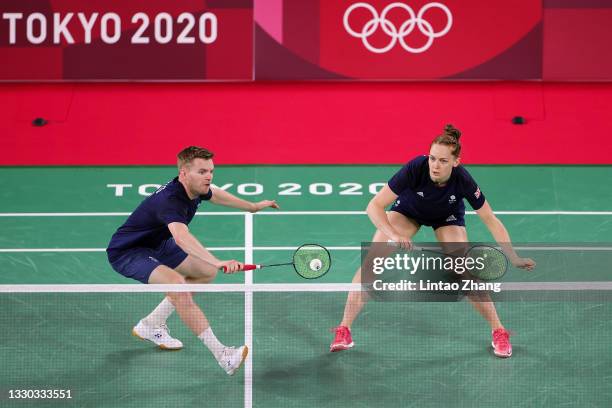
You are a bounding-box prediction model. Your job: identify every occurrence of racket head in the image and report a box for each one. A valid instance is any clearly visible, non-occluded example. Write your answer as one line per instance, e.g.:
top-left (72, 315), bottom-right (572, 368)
top-left (292, 244), bottom-right (332, 279)
top-left (466, 245), bottom-right (508, 281)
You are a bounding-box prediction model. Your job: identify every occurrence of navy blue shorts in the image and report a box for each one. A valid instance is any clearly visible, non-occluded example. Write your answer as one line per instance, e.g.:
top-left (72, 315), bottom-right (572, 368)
top-left (107, 238), bottom-right (188, 284)
top-left (389, 207), bottom-right (465, 230)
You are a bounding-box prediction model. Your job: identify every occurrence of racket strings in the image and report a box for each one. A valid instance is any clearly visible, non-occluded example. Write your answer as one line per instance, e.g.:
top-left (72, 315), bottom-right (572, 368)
top-left (466, 246), bottom-right (508, 280)
top-left (292, 244), bottom-right (332, 279)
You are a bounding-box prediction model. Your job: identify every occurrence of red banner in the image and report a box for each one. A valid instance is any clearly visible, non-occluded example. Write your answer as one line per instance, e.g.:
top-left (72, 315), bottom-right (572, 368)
top-left (2, 1), bottom-right (612, 81)
top-left (543, 0), bottom-right (612, 80)
top-left (255, 0), bottom-right (542, 80)
top-left (0, 0), bottom-right (253, 80)
top-left (2, 82), bottom-right (612, 165)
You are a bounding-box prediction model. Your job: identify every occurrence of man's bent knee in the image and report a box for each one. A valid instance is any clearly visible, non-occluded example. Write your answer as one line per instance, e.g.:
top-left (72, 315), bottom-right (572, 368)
top-left (176, 256), bottom-right (218, 283)
top-left (186, 273), bottom-right (216, 284)
top-left (148, 265), bottom-right (186, 284)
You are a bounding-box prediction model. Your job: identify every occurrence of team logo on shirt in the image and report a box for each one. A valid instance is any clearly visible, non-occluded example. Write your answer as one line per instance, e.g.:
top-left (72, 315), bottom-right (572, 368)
top-left (448, 195), bottom-right (456, 204)
top-left (417, 192), bottom-right (424, 197)
top-left (474, 187), bottom-right (481, 199)
top-left (155, 181), bottom-right (170, 194)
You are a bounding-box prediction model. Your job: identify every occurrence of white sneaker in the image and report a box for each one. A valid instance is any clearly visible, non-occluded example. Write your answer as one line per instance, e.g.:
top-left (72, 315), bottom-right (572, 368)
top-left (132, 320), bottom-right (183, 350)
top-left (217, 346), bottom-right (248, 376)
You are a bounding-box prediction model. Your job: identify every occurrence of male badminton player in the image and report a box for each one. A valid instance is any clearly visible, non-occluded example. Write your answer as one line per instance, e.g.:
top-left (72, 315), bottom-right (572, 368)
top-left (330, 125), bottom-right (535, 358)
top-left (106, 146), bottom-right (279, 375)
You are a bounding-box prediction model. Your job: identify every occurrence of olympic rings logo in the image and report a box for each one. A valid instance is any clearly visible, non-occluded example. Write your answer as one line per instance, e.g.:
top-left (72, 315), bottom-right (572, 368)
top-left (343, 2), bottom-right (453, 54)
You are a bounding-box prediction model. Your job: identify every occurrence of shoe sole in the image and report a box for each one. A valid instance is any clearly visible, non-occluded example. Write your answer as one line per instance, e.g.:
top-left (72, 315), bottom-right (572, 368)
top-left (491, 341), bottom-right (512, 358)
top-left (132, 329), bottom-right (183, 351)
top-left (330, 342), bottom-right (354, 352)
top-left (228, 346), bottom-right (249, 376)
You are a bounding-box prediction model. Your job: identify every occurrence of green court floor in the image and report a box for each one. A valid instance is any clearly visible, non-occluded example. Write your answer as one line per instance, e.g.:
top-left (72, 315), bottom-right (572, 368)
top-left (1, 165), bottom-right (611, 407)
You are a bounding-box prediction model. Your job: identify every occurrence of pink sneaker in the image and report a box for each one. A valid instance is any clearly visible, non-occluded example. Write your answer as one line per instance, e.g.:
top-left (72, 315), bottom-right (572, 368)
top-left (330, 326), bottom-right (354, 352)
top-left (492, 328), bottom-right (512, 358)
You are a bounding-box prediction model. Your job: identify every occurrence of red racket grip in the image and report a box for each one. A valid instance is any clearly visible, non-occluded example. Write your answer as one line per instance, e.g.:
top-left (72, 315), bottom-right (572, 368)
top-left (222, 264), bottom-right (260, 273)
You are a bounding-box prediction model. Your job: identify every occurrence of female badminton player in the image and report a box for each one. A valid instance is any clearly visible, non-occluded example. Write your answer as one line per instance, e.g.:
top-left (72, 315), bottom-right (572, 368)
top-left (330, 125), bottom-right (535, 358)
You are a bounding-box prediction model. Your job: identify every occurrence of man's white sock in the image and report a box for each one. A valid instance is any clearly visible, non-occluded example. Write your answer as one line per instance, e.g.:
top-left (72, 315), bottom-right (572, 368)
top-left (142, 297), bottom-right (175, 327)
top-left (199, 327), bottom-right (225, 360)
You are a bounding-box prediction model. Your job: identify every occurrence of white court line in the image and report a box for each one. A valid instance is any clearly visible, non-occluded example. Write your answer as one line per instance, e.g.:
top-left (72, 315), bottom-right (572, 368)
top-left (501, 282), bottom-right (612, 290)
top-left (252, 246), bottom-right (362, 251)
top-left (2, 246), bottom-right (612, 253)
top-left (0, 212), bottom-right (133, 217)
top-left (0, 212), bottom-right (242, 217)
top-left (244, 213), bottom-right (253, 408)
top-left (1, 282), bottom-right (612, 292)
top-left (1, 211), bottom-right (612, 217)
top-left (0, 247), bottom-right (245, 253)
top-left (0, 247), bottom-right (360, 253)
top-left (514, 246), bottom-right (612, 251)
top-left (258, 211), bottom-right (612, 216)
top-left (0, 283), bottom-right (360, 292)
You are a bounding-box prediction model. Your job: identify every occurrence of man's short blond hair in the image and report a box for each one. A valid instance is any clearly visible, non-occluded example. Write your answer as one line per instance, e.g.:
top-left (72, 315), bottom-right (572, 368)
top-left (177, 146), bottom-right (214, 169)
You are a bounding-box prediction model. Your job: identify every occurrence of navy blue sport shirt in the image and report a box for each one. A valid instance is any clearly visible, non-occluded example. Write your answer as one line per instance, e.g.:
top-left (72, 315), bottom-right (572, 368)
top-left (387, 155), bottom-right (485, 223)
top-left (106, 177), bottom-right (212, 260)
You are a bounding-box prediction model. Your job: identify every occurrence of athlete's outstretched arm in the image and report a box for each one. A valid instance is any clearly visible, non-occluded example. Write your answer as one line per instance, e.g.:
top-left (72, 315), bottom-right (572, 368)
top-left (367, 185), bottom-right (412, 248)
top-left (168, 222), bottom-right (242, 272)
top-left (476, 201), bottom-right (535, 270)
top-left (210, 187), bottom-right (279, 212)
